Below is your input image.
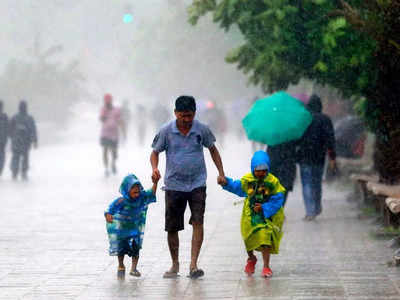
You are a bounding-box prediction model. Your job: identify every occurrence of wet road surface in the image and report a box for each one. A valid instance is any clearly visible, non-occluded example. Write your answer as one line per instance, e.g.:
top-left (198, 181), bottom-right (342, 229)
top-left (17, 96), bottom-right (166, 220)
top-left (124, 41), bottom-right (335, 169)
top-left (1, 139), bottom-right (399, 299)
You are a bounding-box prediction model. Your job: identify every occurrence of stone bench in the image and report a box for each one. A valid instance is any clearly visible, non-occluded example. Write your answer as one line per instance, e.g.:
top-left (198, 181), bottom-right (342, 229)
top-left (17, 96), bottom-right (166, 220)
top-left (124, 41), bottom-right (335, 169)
top-left (350, 173), bottom-right (379, 206)
top-left (365, 181), bottom-right (400, 227)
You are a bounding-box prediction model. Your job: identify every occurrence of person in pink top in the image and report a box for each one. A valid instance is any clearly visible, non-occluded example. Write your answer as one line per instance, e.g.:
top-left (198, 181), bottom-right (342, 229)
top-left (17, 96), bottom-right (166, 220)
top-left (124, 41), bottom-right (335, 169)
top-left (100, 93), bottom-right (125, 177)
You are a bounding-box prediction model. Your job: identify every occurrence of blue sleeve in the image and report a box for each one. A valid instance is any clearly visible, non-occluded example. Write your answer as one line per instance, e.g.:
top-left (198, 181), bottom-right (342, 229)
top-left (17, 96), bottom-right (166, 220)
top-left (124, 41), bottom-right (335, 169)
top-left (222, 177), bottom-right (247, 197)
top-left (105, 197), bottom-right (125, 215)
top-left (201, 124), bottom-right (216, 148)
top-left (144, 189), bottom-right (157, 204)
top-left (151, 127), bottom-right (167, 153)
top-left (262, 192), bottom-right (284, 219)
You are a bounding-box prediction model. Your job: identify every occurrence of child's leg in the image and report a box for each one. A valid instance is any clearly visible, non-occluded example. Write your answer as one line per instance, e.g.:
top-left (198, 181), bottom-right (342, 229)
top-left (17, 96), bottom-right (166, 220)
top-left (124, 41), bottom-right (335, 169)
top-left (118, 255), bottom-right (125, 270)
top-left (261, 246), bottom-right (271, 268)
top-left (247, 250), bottom-right (257, 261)
top-left (129, 242), bottom-right (141, 276)
top-left (131, 256), bottom-right (139, 271)
top-left (244, 250), bottom-right (257, 274)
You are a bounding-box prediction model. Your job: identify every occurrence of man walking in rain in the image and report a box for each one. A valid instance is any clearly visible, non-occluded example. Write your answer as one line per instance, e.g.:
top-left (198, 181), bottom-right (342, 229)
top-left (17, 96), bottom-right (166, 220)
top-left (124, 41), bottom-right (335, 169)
top-left (9, 100), bottom-right (37, 180)
top-left (297, 94), bottom-right (337, 221)
top-left (0, 100), bottom-right (8, 177)
top-left (150, 95), bottom-right (226, 279)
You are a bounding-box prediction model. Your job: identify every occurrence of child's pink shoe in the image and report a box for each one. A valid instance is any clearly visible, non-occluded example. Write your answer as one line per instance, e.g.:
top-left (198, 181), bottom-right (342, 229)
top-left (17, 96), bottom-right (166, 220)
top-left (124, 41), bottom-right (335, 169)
top-left (244, 258), bottom-right (257, 274)
top-left (261, 267), bottom-right (273, 278)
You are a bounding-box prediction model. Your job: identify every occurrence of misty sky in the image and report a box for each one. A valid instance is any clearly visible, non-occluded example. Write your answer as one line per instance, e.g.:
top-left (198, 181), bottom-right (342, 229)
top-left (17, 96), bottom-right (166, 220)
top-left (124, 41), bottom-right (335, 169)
top-left (0, 1), bottom-right (262, 106)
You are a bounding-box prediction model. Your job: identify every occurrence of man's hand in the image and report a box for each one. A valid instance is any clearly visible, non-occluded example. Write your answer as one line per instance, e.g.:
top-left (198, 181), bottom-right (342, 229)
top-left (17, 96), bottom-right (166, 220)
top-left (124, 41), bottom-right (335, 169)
top-left (152, 168), bottom-right (161, 183)
top-left (328, 159), bottom-right (337, 172)
top-left (217, 175), bottom-right (227, 186)
top-left (253, 203), bottom-right (262, 213)
top-left (105, 213), bottom-right (113, 223)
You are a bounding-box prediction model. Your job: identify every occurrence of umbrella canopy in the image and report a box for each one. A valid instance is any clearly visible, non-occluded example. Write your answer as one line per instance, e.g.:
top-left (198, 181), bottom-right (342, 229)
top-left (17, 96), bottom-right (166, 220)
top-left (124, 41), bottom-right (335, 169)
top-left (334, 116), bottom-right (366, 158)
top-left (242, 91), bottom-right (312, 146)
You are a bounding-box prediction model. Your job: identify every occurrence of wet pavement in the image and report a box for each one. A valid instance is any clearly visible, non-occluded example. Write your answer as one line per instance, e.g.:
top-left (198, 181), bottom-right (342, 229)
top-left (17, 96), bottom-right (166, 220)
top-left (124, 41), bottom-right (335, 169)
top-left (1, 139), bottom-right (400, 299)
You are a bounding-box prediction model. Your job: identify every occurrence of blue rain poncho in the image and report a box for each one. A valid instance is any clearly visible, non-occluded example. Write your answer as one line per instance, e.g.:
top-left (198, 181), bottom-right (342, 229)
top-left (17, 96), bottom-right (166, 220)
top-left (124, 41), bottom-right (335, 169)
top-left (105, 174), bottom-right (156, 256)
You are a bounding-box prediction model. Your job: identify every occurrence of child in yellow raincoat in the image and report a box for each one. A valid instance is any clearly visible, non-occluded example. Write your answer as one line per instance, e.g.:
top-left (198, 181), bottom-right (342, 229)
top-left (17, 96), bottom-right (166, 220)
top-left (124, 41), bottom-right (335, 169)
top-left (219, 150), bottom-right (285, 277)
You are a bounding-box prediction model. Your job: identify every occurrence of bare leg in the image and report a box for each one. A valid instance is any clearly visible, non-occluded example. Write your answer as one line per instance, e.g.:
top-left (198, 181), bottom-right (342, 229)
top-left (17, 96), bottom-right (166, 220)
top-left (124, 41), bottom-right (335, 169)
top-left (167, 231), bottom-right (180, 273)
top-left (247, 250), bottom-right (257, 261)
top-left (261, 247), bottom-right (271, 268)
top-left (131, 256), bottom-right (139, 271)
top-left (111, 146), bottom-right (117, 173)
top-left (190, 223), bottom-right (204, 271)
top-left (129, 256), bottom-right (141, 276)
top-left (103, 147), bottom-right (108, 170)
top-left (118, 255), bottom-right (125, 270)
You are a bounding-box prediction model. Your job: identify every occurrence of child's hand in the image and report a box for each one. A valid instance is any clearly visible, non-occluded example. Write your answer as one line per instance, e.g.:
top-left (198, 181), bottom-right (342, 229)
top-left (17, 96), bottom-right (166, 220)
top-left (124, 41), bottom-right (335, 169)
top-left (152, 168), bottom-right (161, 183)
top-left (105, 213), bottom-right (113, 223)
top-left (253, 203), bottom-right (262, 213)
top-left (152, 174), bottom-right (160, 184)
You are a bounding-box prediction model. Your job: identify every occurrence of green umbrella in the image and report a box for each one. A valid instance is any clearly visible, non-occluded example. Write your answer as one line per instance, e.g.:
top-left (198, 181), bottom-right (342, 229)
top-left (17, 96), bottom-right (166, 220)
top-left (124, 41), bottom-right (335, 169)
top-left (242, 91), bottom-right (312, 146)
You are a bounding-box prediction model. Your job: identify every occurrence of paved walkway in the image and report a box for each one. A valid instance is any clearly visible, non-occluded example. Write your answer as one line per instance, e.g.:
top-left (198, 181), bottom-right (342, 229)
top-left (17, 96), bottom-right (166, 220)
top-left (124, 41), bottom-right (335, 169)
top-left (1, 140), bottom-right (400, 299)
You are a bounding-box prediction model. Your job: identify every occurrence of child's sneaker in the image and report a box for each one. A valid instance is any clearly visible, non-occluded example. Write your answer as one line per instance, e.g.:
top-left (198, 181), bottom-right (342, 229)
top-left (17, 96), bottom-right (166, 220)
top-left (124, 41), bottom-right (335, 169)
top-left (261, 267), bottom-right (273, 278)
top-left (244, 258), bottom-right (257, 274)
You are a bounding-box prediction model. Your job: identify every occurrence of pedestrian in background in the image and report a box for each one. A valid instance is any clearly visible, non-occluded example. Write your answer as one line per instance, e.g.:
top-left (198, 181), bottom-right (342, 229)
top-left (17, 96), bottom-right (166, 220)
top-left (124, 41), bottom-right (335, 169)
top-left (9, 100), bottom-right (37, 180)
top-left (105, 173), bottom-right (159, 277)
top-left (267, 140), bottom-right (297, 206)
top-left (100, 93), bottom-right (125, 177)
top-left (150, 95), bottom-right (226, 279)
top-left (219, 150), bottom-right (285, 278)
top-left (0, 100), bottom-right (8, 177)
top-left (297, 94), bottom-right (337, 221)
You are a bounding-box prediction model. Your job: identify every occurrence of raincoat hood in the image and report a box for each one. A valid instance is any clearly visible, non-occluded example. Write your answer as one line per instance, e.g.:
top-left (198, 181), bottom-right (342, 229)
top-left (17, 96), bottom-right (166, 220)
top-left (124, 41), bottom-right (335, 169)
top-left (119, 174), bottom-right (144, 200)
top-left (251, 150), bottom-right (270, 175)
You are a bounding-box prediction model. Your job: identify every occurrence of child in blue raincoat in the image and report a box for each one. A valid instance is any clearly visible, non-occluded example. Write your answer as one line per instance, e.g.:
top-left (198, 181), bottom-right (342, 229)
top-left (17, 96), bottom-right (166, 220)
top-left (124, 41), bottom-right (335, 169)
top-left (219, 151), bottom-right (285, 278)
top-left (105, 174), bottom-right (158, 277)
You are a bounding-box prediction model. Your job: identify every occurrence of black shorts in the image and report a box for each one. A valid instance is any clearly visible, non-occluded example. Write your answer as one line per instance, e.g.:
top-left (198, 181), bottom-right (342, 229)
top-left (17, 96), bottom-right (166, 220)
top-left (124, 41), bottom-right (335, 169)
top-left (100, 137), bottom-right (118, 148)
top-left (165, 186), bottom-right (206, 232)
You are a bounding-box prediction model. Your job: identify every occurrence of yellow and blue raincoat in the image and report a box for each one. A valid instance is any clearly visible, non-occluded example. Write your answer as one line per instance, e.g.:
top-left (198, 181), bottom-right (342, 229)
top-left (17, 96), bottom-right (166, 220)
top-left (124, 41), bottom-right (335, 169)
top-left (223, 151), bottom-right (285, 253)
top-left (105, 174), bottom-right (156, 256)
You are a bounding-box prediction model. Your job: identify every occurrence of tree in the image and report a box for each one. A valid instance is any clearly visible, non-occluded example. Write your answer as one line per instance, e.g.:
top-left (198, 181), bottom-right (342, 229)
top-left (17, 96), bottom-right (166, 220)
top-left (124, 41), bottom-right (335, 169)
top-left (189, 0), bottom-right (400, 183)
top-left (0, 35), bottom-right (86, 126)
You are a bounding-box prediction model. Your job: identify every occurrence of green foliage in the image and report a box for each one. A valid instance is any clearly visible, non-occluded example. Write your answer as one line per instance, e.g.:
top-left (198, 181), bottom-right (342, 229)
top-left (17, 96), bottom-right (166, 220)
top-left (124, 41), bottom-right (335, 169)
top-left (188, 0), bottom-right (378, 98)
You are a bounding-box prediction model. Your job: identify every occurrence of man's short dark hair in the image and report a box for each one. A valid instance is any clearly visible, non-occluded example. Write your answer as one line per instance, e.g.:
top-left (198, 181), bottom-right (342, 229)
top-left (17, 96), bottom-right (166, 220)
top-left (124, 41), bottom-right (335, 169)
top-left (175, 95), bottom-right (196, 112)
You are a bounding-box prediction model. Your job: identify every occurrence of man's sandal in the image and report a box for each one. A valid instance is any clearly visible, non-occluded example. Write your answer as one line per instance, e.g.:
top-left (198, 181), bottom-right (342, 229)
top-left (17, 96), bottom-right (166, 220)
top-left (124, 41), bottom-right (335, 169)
top-left (163, 270), bottom-right (179, 278)
top-left (188, 268), bottom-right (204, 279)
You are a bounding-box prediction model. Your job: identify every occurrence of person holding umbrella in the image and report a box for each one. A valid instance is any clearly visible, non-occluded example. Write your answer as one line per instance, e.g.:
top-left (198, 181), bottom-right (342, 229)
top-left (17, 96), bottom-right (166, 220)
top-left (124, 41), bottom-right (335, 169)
top-left (242, 92), bottom-right (312, 205)
top-left (297, 94), bottom-right (337, 221)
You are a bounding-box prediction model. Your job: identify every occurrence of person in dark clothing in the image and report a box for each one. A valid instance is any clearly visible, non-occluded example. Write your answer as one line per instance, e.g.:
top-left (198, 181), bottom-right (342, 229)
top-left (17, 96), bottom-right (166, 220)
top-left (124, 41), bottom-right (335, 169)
top-left (9, 101), bottom-right (38, 180)
top-left (0, 100), bottom-right (8, 176)
top-left (297, 94), bottom-right (336, 221)
top-left (267, 140), bottom-right (297, 206)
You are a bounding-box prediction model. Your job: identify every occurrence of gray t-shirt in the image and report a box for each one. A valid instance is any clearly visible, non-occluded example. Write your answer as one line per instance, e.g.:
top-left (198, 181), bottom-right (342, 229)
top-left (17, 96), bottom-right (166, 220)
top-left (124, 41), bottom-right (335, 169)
top-left (152, 120), bottom-right (216, 192)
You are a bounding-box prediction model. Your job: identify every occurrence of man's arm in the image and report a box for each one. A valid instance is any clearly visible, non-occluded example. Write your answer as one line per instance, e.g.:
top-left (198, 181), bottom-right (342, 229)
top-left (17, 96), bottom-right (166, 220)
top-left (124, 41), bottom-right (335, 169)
top-left (208, 145), bottom-right (226, 185)
top-left (31, 117), bottom-right (38, 148)
top-left (150, 150), bottom-right (161, 182)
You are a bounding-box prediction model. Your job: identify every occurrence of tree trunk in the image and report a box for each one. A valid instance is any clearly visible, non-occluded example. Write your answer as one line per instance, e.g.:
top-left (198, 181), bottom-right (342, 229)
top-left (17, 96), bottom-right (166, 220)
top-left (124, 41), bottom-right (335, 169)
top-left (370, 2), bottom-right (400, 184)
